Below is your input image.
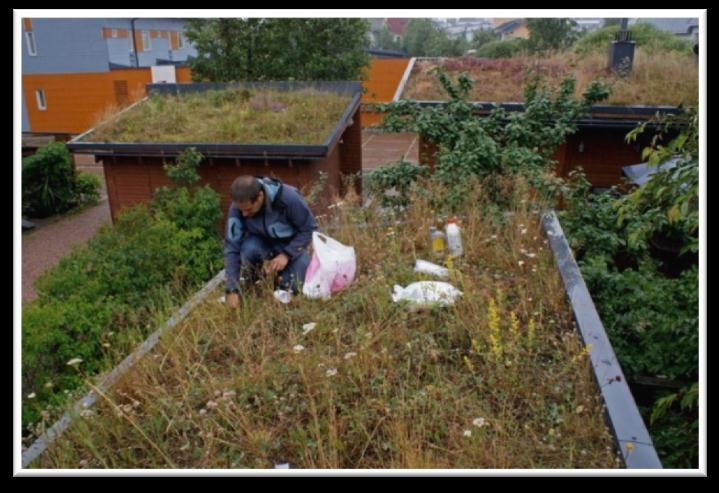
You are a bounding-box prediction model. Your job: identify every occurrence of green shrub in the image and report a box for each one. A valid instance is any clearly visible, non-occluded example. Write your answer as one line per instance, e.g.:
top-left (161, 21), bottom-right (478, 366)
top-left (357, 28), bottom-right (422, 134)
top-left (476, 38), bottom-right (528, 59)
top-left (22, 142), bottom-right (76, 218)
top-left (74, 172), bottom-right (101, 206)
top-left (574, 23), bottom-right (693, 55)
top-left (366, 159), bottom-right (430, 207)
top-left (23, 149), bottom-right (223, 437)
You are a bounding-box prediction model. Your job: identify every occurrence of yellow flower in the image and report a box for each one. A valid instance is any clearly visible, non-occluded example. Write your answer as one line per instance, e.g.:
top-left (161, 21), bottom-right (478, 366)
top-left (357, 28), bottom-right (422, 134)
top-left (463, 355), bottom-right (475, 374)
top-left (488, 298), bottom-right (502, 361)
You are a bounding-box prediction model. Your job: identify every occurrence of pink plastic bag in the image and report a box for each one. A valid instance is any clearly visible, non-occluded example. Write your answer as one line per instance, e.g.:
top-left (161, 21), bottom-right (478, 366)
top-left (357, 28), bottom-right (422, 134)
top-left (302, 232), bottom-right (356, 300)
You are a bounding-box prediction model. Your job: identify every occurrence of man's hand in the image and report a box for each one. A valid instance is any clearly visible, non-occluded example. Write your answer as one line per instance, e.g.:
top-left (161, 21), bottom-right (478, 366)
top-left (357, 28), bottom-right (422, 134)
top-left (263, 253), bottom-right (289, 275)
top-left (226, 292), bottom-right (239, 309)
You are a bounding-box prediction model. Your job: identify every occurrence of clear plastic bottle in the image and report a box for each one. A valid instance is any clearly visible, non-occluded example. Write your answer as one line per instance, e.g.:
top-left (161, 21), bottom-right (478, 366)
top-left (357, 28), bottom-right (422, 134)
top-left (445, 218), bottom-right (463, 257)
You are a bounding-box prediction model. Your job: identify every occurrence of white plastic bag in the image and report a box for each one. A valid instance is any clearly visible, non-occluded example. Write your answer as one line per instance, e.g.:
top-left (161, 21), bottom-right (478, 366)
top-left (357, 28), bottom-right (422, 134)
top-left (414, 259), bottom-right (449, 279)
top-left (391, 281), bottom-right (462, 307)
top-left (302, 232), bottom-right (356, 300)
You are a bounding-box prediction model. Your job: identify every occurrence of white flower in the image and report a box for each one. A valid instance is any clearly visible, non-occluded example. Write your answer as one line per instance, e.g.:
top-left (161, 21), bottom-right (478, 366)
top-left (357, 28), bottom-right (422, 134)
top-left (524, 252), bottom-right (537, 258)
top-left (27, 393), bottom-right (36, 399)
top-left (66, 358), bottom-right (83, 367)
top-left (206, 400), bottom-right (218, 409)
top-left (491, 234), bottom-right (498, 240)
top-left (222, 390), bottom-right (237, 400)
top-left (199, 409), bottom-right (207, 416)
top-left (473, 417), bottom-right (488, 428)
top-left (325, 368), bottom-right (338, 377)
top-left (293, 345), bottom-right (305, 353)
top-left (344, 352), bottom-right (357, 360)
top-left (518, 261), bottom-right (525, 267)
top-left (463, 430), bottom-right (472, 437)
top-left (520, 228), bottom-right (528, 235)
top-left (302, 322), bottom-right (317, 335)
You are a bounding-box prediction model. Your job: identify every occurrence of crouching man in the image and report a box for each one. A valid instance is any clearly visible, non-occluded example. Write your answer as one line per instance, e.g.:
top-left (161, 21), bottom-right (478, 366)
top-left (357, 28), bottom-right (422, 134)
top-left (224, 175), bottom-right (317, 309)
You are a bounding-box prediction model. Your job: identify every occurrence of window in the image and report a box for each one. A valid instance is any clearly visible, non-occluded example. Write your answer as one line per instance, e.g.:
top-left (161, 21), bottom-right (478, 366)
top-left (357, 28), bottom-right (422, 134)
top-left (35, 89), bottom-right (46, 111)
top-left (141, 30), bottom-right (151, 51)
top-left (25, 31), bottom-right (37, 56)
top-left (177, 32), bottom-right (185, 49)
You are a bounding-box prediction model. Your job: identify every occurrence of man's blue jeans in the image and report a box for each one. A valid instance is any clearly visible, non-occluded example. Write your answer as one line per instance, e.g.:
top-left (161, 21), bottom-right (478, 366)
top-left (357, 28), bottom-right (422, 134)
top-left (238, 233), bottom-right (310, 293)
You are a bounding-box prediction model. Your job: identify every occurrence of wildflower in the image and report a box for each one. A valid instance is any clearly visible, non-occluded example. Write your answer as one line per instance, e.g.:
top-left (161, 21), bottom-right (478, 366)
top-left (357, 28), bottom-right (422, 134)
top-left (199, 409), bottom-right (207, 416)
top-left (488, 298), bottom-right (502, 361)
top-left (206, 400), bottom-right (218, 409)
top-left (524, 252), bottom-right (537, 259)
top-left (302, 322), bottom-right (317, 335)
top-left (463, 430), bottom-right (472, 437)
top-left (27, 393), bottom-right (36, 399)
top-left (472, 417), bottom-right (488, 428)
top-left (102, 342), bottom-right (111, 348)
top-left (575, 405), bottom-right (585, 414)
top-left (326, 368), bottom-right (338, 378)
top-left (66, 358), bottom-right (83, 367)
top-left (44, 382), bottom-right (53, 389)
top-left (293, 345), bottom-right (305, 354)
top-left (520, 228), bottom-right (528, 235)
top-left (343, 352), bottom-right (357, 360)
top-left (518, 260), bottom-right (525, 267)
top-left (222, 390), bottom-right (237, 400)
top-left (624, 442), bottom-right (634, 453)
top-left (491, 234), bottom-right (498, 240)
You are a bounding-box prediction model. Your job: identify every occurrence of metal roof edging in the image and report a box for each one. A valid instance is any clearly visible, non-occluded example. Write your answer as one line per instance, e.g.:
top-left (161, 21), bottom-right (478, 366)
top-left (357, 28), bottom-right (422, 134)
top-left (20, 270), bottom-right (227, 468)
top-left (392, 57), bottom-right (417, 102)
top-left (541, 210), bottom-right (663, 469)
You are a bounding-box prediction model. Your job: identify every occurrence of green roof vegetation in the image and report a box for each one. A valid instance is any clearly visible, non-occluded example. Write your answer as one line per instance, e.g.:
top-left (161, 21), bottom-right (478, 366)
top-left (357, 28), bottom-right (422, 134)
top-left (402, 49), bottom-right (698, 107)
top-left (85, 88), bottom-right (351, 145)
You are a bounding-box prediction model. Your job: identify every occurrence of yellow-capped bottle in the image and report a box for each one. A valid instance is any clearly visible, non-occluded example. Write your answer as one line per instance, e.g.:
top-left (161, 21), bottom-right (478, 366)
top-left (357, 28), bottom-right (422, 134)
top-left (430, 226), bottom-right (446, 254)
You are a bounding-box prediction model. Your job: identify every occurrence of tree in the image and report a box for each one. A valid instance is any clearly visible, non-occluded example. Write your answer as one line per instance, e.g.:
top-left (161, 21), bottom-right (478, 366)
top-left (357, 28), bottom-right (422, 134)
top-left (402, 19), bottom-right (468, 57)
top-left (374, 25), bottom-right (402, 51)
top-left (185, 18), bottom-right (371, 82)
top-left (526, 18), bottom-right (580, 53)
top-left (471, 28), bottom-right (498, 51)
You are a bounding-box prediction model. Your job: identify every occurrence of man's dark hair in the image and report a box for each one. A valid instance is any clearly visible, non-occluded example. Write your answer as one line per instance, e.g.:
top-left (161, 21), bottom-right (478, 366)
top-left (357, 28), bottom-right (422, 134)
top-left (230, 176), bottom-right (263, 203)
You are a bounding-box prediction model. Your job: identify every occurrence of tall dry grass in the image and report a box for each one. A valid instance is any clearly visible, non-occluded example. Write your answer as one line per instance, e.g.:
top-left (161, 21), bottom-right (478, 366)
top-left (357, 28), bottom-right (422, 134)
top-left (37, 177), bottom-right (620, 469)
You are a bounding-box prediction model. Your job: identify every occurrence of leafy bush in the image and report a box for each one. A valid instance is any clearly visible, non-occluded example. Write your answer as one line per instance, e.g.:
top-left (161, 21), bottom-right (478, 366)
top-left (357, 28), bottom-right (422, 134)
top-left (559, 108), bottom-right (699, 468)
top-left (23, 148), bottom-right (223, 435)
top-left (22, 142), bottom-right (77, 218)
top-left (22, 143), bottom-right (104, 218)
top-left (380, 69), bottom-right (610, 209)
top-left (476, 38), bottom-right (528, 59)
top-left (574, 23), bottom-right (693, 55)
top-left (74, 172), bottom-right (102, 206)
top-left (366, 159), bottom-right (430, 207)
